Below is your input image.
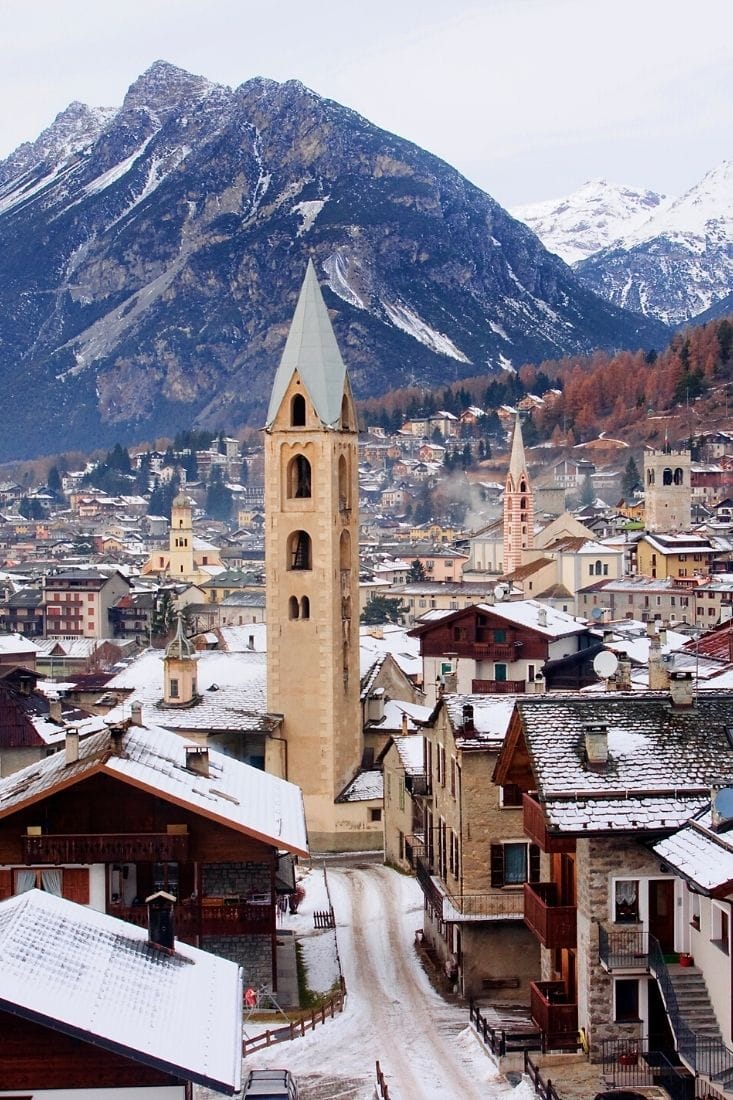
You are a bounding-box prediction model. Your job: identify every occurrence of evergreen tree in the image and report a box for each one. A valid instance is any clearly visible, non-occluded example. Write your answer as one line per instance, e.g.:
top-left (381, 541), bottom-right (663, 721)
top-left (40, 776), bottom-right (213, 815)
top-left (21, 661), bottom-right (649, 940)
top-left (408, 559), bottom-right (427, 582)
top-left (205, 468), bottom-right (233, 521)
top-left (360, 595), bottom-right (407, 625)
top-left (579, 474), bottom-right (595, 508)
top-left (622, 455), bottom-right (642, 498)
top-left (150, 592), bottom-right (178, 642)
top-left (47, 465), bottom-right (62, 495)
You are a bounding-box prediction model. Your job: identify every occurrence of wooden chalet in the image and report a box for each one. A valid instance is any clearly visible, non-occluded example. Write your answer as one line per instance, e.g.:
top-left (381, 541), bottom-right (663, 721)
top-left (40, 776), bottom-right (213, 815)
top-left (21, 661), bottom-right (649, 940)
top-left (0, 718), bottom-right (308, 993)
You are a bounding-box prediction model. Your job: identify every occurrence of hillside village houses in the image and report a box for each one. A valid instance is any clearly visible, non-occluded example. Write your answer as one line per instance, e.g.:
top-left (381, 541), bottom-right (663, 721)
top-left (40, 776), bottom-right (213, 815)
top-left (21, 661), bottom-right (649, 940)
top-left (2, 265), bottom-right (733, 1091)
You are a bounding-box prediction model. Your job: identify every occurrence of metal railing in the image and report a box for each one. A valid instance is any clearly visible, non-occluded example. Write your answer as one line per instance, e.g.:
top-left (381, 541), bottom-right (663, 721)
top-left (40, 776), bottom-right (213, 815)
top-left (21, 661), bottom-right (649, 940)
top-left (598, 925), bottom-right (649, 970)
top-left (600, 1036), bottom-right (696, 1100)
top-left (414, 855), bottom-right (524, 920)
top-left (470, 1001), bottom-right (541, 1058)
top-left (649, 936), bottom-right (733, 1086)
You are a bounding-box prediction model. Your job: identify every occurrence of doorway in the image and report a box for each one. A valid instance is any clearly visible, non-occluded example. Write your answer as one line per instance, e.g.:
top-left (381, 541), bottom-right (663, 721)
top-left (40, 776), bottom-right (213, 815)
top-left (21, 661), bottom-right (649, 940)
top-left (649, 879), bottom-right (675, 953)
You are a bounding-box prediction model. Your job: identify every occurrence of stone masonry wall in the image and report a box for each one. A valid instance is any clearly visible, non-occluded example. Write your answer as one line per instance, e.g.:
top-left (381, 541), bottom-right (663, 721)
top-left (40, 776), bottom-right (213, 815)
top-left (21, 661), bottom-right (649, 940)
top-left (202, 934), bottom-right (272, 990)
top-left (202, 861), bottom-right (270, 898)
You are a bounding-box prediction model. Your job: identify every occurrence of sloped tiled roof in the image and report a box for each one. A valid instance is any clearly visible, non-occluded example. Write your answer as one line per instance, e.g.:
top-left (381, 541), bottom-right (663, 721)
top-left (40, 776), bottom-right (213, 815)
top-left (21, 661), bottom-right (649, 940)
top-left (0, 722), bottom-right (308, 856)
top-left (654, 810), bottom-right (733, 894)
top-left (0, 889), bottom-right (242, 1094)
top-left (513, 692), bottom-right (733, 835)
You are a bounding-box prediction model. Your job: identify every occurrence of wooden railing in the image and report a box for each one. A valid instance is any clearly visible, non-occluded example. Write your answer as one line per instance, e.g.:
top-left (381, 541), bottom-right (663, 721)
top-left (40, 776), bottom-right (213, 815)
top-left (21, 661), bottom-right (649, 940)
top-left (375, 1060), bottom-right (391, 1099)
top-left (523, 882), bottom-right (577, 948)
top-left (23, 832), bottom-right (189, 864)
top-left (472, 679), bottom-right (525, 694)
top-left (523, 795), bottom-right (576, 853)
top-left (242, 979), bottom-right (346, 1054)
top-left (524, 1051), bottom-right (563, 1099)
top-left (530, 981), bottom-right (578, 1050)
top-left (114, 897), bottom-right (274, 937)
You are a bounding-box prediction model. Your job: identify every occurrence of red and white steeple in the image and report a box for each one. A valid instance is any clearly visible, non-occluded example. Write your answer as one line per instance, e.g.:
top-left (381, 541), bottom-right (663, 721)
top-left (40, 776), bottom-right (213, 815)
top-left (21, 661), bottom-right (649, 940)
top-left (503, 414), bottom-right (534, 575)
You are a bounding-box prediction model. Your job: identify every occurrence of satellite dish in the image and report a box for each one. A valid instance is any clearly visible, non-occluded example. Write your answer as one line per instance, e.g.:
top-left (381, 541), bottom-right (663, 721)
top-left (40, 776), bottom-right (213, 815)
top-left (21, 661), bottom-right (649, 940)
top-left (590, 607), bottom-right (604, 621)
top-left (593, 650), bottom-right (619, 680)
top-left (494, 583), bottom-right (511, 601)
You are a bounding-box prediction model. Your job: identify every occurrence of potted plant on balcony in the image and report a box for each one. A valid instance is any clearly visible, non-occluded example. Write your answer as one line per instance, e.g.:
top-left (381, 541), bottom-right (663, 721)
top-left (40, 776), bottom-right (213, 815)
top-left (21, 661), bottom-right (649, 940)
top-left (679, 952), bottom-right (694, 967)
top-left (618, 1047), bottom-right (639, 1067)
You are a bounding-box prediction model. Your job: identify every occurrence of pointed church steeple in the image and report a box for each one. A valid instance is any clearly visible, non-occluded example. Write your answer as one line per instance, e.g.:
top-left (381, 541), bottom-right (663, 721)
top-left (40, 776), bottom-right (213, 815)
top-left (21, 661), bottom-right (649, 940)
top-left (266, 260), bottom-right (351, 430)
top-left (264, 261), bottom-right (363, 851)
top-left (503, 414), bottom-right (534, 576)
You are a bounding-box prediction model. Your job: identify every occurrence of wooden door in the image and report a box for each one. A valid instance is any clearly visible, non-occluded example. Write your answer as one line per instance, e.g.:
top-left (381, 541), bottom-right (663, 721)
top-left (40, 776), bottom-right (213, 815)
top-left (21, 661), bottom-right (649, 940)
top-left (649, 879), bottom-right (675, 953)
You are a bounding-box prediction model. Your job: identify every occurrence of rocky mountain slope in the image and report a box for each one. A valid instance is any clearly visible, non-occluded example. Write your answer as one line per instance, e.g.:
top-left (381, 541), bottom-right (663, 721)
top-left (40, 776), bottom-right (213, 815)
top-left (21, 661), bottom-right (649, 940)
top-left (514, 164), bottom-right (733, 328)
top-left (0, 61), bottom-right (667, 460)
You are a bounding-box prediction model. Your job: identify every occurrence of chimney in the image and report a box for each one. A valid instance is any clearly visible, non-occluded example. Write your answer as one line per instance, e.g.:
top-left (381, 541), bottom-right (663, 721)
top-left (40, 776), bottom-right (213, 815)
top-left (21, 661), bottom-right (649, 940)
top-left (462, 703), bottom-right (475, 732)
top-left (584, 722), bottom-right (608, 768)
top-left (537, 606), bottom-right (548, 628)
top-left (248, 634), bottom-right (255, 651)
top-left (443, 670), bottom-right (458, 693)
top-left (146, 890), bottom-right (176, 950)
top-left (64, 729), bottom-right (79, 765)
top-left (648, 626), bottom-right (669, 691)
top-left (185, 745), bottom-right (210, 777)
top-left (109, 725), bottom-right (126, 755)
top-left (130, 702), bottom-right (143, 726)
top-left (615, 656), bottom-right (632, 691)
top-left (669, 670), bottom-right (695, 709)
top-left (401, 712), bottom-right (409, 736)
top-left (48, 697), bottom-right (62, 723)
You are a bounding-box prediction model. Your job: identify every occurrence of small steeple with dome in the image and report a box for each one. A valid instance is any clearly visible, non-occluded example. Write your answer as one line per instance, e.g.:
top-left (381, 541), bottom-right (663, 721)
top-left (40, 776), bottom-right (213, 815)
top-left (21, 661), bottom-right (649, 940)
top-left (163, 613), bottom-right (197, 706)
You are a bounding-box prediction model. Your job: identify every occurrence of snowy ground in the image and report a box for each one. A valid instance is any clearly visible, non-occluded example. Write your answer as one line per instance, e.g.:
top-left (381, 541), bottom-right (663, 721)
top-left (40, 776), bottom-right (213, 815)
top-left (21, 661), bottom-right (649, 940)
top-left (240, 862), bottom-right (536, 1100)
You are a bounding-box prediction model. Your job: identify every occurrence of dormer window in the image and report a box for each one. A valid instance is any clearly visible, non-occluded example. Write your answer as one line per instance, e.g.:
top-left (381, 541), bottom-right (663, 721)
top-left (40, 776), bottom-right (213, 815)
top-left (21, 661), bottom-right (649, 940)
top-left (291, 394), bottom-right (306, 426)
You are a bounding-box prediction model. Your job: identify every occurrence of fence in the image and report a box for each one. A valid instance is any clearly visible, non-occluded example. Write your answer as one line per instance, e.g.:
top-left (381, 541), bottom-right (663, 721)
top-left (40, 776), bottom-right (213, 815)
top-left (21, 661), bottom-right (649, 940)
top-left (524, 1052), bottom-right (562, 1100)
top-left (469, 1001), bottom-right (542, 1058)
top-left (314, 907), bottom-right (336, 928)
top-left (242, 979), bottom-right (346, 1055)
top-left (375, 1059), bottom-right (391, 1099)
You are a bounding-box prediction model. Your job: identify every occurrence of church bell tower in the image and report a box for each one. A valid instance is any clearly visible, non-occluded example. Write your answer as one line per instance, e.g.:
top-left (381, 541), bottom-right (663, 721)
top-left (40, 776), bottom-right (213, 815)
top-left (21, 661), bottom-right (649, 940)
top-left (264, 261), bottom-right (362, 850)
top-left (503, 414), bottom-right (534, 575)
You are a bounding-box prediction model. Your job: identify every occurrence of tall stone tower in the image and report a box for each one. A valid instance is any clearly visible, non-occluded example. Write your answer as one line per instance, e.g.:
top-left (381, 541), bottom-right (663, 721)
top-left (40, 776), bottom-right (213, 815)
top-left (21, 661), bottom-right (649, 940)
top-left (503, 414), bottom-right (534, 575)
top-left (168, 493), bottom-right (195, 579)
top-left (264, 261), bottom-right (362, 851)
top-left (643, 448), bottom-right (691, 532)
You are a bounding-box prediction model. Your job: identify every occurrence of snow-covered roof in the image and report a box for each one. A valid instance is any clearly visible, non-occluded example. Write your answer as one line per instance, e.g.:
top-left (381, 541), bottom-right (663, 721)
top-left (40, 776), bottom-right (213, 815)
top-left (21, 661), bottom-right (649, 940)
top-left (444, 693), bottom-right (518, 749)
top-left (392, 734), bottom-right (425, 775)
top-left (359, 624), bottom-right (422, 680)
top-left (511, 692), bottom-right (733, 835)
top-left (0, 722), bottom-right (308, 856)
top-left (104, 648), bottom-right (267, 732)
top-left (653, 811), bottom-right (733, 894)
top-left (337, 768), bottom-right (383, 802)
top-left (476, 599), bottom-right (585, 638)
top-left (0, 889), bottom-right (242, 1094)
top-left (0, 632), bottom-right (38, 654)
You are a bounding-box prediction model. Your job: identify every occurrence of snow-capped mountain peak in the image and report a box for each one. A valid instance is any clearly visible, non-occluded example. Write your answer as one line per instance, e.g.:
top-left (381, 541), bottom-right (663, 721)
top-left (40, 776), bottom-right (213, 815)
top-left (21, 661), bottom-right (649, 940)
top-left (511, 178), bottom-right (667, 264)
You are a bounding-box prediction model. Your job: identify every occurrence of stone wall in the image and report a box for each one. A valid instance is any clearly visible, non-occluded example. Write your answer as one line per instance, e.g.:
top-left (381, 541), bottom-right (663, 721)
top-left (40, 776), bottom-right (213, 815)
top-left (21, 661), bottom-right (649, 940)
top-left (202, 861), bottom-right (270, 898)
top-left (202, 934), bottom-right (272, 989)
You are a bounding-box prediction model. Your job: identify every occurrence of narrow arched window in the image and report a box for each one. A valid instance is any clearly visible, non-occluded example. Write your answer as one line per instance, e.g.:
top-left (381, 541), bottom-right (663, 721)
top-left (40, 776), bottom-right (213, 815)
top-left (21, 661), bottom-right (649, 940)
top-left (338, 455), bottom-right (349, 510)
top-left (663, 467), bottom-right (673, 486)
top-left (647, 469), bottom-right (655, 485)
top-left (291, 394), bottom-right (306, 426)
top-left (288, 530), bottom-right (312, 570)
top-left (674, 467), bottom-right (684, 485)
top-left (595, 560), bottom-right (602, 575)
top-left (341, 394), bottom-right (351, 430)
top-left (301, 596), bottom-right (310, 620)
top-left (288, 596), bottom-right (300, 619)
top-left (340, 529), bottom-right (351, 570)
top-left (288, 454), bottom-right (311, 498)
top-left (520, 496), bottom-right (527, 510)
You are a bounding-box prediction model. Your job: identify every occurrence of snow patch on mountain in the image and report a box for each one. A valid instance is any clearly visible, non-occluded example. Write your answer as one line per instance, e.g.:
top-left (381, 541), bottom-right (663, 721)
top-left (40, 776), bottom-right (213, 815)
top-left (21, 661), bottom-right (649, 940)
top-left (512, 179), bottom-right (668, 264)
top-left (619, 161), bottom-right (733, 248)
top-left (291, 197), bottom-right (328, 236)
top-left (84, 134), bottom-right (157, 195)
top-left (323, 252), bottom-right (366, 309)
top-left (381, 299), bottom-right (470, 363)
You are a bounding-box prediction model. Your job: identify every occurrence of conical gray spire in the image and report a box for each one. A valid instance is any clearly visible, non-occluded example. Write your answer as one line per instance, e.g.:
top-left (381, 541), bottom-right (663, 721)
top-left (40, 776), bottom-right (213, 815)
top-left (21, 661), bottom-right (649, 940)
top-left (265, 260), bottom-right (348, 429)
top-left (508, 414), bottom-right (527, 483)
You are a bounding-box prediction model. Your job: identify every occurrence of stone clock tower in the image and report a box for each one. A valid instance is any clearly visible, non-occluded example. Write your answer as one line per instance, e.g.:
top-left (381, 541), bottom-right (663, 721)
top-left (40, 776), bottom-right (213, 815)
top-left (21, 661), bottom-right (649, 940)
top-left (264, 261), bottom-right (362, 850)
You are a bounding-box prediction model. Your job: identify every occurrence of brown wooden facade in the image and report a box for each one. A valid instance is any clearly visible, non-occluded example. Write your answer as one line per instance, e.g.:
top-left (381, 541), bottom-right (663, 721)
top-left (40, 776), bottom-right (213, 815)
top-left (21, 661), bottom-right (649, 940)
top-left (0, 1009), bottom-right (189, 1093)
top-left (0, 772), bottom-right (281, 979)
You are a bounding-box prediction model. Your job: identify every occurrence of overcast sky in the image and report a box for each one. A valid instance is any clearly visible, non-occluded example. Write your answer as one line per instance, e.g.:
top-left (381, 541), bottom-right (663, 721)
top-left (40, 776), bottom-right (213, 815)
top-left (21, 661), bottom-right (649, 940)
top-left (2, 0), bottom-right (730, 206)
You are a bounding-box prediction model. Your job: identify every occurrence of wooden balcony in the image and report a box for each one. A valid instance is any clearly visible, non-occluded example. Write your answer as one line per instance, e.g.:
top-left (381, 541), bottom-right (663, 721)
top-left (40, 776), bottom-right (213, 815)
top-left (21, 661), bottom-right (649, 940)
top-left (530, 981), bottom-right (578, 1049)
top-left (415, 855), bottom-right (524, 921)
top-left (424, 640), bottom-right (518, 660)
top-left (111, 897), bottom-right (275, 937)
top-left (523, 882), bottom-right (577, 948)
top-left (522, 794), bottom-right (576, 853)
top-left (22, 832), bottom-right (189, 864)
top-left (472, 679), bottom-right (525, 694)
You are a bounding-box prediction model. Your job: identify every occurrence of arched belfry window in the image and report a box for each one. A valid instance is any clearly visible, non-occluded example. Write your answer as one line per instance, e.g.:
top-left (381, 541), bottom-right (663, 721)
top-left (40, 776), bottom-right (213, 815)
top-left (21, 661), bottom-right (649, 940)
top-left (338, 455), bottom-right (349, 509)
top-left (301, 596), bottom-right (310, 620)
top-left (340, 529), bottom-right (351, 570)
top-left (520, 496), bottom-right (527, 510)
top-left (520, 480), bottom-right (527, 493)
top-left (663, 467), bottom-right (673, 486)
top-left (647, 469), bottom-right (655, 486)
top-left (341, 394), bottom-right (351, 430)
top-left (674, 467), bottom-right (684, 485)
top-left (288, 596), bottom-right (300, 620)
top-left (288, 454), bottom-right (312, 498)
top-left (288, 530), bottom-right (312, 570)
top-left (291, 393), bottom-right (306, 427)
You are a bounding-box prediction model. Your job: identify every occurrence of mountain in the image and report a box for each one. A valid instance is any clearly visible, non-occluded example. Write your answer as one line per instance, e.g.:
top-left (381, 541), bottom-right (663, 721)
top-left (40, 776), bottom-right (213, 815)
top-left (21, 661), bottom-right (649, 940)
top-left (511, 179), bottom-right (667, 265)
top-left (514, 164), bottom-right (733, 328)
top-left (0, 61), bottom-right (667, 461)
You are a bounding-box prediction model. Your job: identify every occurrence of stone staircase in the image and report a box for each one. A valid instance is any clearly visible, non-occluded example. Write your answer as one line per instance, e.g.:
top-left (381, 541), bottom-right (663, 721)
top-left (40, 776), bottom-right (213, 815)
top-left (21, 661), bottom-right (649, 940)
top-left (664, 964), bottom-right (733, 1095)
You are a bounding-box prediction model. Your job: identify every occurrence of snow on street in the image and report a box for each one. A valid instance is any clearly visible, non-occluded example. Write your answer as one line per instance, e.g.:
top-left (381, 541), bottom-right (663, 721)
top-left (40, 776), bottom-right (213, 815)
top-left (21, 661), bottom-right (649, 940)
top-left (244, 863), bottom-right (534, 1099)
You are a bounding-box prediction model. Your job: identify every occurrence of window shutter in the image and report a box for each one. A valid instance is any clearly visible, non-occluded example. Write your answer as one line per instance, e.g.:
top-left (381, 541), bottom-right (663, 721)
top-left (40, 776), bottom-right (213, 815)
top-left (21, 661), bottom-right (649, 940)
top-left (62, 868), bottom-right (90, 904)
top-left (529, 844), bottom-right (541, 883)
top-left (490, 844), bottom-right (505, 887)
top-left (0, 869), bottom-right (11, 899)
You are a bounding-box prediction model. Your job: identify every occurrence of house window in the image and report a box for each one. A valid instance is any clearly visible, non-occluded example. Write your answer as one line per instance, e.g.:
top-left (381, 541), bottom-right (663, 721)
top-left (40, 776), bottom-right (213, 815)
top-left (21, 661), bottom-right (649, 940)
top-left (369, 807), bottom-right (382, 824)
top-left (494, 629), bottom-right (506, 643)
top-left (495, 663), bottom-right (507, 682)
top-left (712, 902), bottom-right (730, 953)
top-left (449, 831), bottom-right (460, 879)
top-left (437, 745), bottom-right (446, 787)
top-left (398, 779), bottom-right (405, 812)
top-left (169, 678), bottom-right (179, 698)
top-left (527, 664), bottom-right (536, 682)
top-left (500, 784), bottom-right (524, 808)
top-left (490, 842), bottom-right (539, 887)
top-left (614, 978), bottom-right (640, 1022)
top-left (614, 879), bottom-right (640, 923)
